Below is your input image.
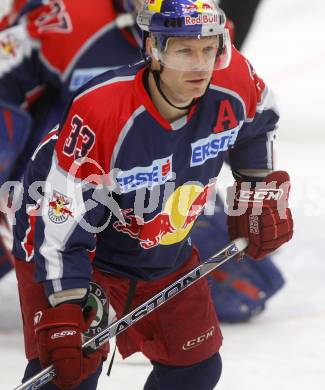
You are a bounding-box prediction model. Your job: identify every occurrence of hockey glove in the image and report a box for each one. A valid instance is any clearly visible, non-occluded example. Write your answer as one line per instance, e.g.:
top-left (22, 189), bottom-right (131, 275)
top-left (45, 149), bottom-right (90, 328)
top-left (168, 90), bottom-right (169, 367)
top-left (34, 303), bottom-right (103, 390)
top-left (227, 170), bottom-right (293, 259)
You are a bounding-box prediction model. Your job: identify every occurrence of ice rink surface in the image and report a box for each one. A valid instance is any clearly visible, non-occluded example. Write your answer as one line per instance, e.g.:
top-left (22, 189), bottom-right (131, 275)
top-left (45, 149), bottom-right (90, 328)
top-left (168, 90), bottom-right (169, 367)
top-left (1, 0), bottom-right (325, 389)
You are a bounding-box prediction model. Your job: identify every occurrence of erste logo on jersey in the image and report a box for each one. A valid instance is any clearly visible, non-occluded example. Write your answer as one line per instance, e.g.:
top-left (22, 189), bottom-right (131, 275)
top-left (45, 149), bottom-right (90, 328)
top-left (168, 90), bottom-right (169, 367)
top-left (190, 127), bottom-right (240, 167)
top-left (48, 190), bottom-right (73, 224)
top-left (116, 155), bottom-right (173, 193)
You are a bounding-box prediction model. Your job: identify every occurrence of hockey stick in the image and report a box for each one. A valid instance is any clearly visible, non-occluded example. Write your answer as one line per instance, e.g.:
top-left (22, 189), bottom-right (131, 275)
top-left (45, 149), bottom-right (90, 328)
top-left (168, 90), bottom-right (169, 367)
top-left (14, 237), bottom-right (248, 390)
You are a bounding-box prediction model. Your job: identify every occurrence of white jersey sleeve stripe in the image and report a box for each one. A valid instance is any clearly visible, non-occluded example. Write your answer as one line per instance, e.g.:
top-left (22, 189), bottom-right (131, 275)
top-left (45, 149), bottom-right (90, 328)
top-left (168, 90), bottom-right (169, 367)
top-left (39, 152), bottom-right (86, 281)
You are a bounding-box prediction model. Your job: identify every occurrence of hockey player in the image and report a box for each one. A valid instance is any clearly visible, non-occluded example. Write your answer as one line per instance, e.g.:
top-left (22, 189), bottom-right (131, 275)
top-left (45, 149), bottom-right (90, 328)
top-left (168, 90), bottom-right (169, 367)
top-left (0, 1), bottom-right (284, 323)
top-left (12, 1), bottom-right (293, 389)
top-left (0, 0), bottom-right (142, 277)
top-left (0, 0), bottom-right (275, 322)
top-left (0, 0), bottom-right (283, 330)
top-left (0, 0), bottom-right (142, 186)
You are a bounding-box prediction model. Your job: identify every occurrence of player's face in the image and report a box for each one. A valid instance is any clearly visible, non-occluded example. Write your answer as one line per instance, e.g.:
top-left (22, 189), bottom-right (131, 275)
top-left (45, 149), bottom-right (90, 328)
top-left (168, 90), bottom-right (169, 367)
top-left (151, 36), bottom-right (217, 103)
top-left (161, 36), bottom-right (219, 73)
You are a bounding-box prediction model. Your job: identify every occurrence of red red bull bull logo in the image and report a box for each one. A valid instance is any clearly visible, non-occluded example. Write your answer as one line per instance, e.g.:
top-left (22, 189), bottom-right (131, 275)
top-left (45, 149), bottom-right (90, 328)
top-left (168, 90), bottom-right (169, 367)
top-left (184, 13), bottom-right (219, 26)
top-left (48, 190), bottom-right (73, 224)
top-left (113, 209), bottom-right (176, 249)
top-left (113, 181), bottom-right (216, 249)
top-left (183, 1), bottom-right (213, 13)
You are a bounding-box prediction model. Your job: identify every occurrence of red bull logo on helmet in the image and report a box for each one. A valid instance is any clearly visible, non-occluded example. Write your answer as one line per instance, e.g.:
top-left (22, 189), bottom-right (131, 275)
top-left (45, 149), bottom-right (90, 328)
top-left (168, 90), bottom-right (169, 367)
top-left (183, 1), bottom-right (217, 25)
top-left (184, 13), bottom-right (219, 26)
top-left (183, 1), bottom-right (213, 13)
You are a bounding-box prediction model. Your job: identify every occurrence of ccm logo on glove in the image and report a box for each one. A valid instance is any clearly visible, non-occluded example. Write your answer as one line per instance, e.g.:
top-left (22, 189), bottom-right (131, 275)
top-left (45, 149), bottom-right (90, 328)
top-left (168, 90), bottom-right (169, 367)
top-left (50, 330), bottom-right (77, 339)
top-left (236, 188), bottom-right (284, 202)
top-left (227, 171), bottom-right (293, 259)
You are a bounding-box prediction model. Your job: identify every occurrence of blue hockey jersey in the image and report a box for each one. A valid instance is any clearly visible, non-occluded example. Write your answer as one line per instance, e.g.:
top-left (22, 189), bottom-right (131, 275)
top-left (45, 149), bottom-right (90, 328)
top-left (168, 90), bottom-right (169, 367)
top-left (0, 0), bottom-right (141, 184)
top-left (14, 48), bottom-right (279, 298)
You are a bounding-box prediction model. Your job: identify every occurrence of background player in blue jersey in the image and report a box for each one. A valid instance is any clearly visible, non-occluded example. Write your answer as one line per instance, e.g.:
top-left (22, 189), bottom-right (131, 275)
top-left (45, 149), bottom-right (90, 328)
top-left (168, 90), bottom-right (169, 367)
top-left (0, 0), bottom-right (142, 278)
top-left (0, 0), bottom-right (140, 187)
top-left (12, 1), bottom-right (293, 389)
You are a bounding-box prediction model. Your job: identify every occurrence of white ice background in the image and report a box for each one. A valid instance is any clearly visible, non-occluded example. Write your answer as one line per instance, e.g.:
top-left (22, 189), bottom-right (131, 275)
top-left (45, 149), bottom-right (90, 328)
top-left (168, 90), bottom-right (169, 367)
top-left (1, 0), bottom-right (325, 388)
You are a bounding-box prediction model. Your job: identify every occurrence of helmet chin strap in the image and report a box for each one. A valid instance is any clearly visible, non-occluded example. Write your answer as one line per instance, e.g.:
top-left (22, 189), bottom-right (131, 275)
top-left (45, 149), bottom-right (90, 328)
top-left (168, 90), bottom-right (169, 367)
top-left (151, 66), bottom-right (200, 111)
